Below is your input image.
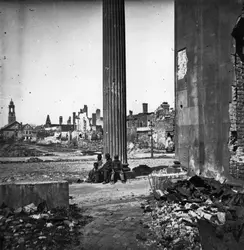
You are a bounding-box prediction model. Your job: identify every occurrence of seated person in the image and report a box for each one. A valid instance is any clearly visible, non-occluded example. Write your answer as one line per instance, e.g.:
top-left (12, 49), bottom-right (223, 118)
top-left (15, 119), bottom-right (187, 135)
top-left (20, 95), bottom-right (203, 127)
top-left (110, 155), bottom-right (126, 184)
top-left (97, 154), bottom-right (103, 170)
top-left (100, 153), bottom-right (112, 184)
top-left (88, 162), bottom-right (101, 183)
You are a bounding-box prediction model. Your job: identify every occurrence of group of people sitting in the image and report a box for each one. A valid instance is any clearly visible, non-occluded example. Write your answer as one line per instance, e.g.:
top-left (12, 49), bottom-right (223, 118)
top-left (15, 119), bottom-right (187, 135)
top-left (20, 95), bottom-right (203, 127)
top-left (87, 153), bottom-right (126, 184)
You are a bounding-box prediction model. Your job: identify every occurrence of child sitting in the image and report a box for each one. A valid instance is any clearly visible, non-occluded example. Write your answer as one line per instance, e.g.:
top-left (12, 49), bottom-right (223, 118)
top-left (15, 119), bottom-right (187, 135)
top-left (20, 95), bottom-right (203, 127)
top-left (88, 162), bottom-right (100, 183)
top-left (110, 155), bottom-right (125, 184)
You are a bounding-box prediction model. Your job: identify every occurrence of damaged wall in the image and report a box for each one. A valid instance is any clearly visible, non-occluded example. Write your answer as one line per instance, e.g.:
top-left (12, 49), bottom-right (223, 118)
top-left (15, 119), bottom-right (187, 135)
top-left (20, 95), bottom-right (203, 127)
top-left (175, 0), bottom-right (244, 180)
top-left (127, 106), bottom-right (175, 149)
top-left (229, 54), bottom-right (244, 178)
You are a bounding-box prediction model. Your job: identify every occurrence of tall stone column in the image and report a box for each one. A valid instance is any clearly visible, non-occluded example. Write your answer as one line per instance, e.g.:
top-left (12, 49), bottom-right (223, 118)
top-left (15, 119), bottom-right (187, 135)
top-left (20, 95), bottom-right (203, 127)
top-left (103, 0), bottom-right (127, 164)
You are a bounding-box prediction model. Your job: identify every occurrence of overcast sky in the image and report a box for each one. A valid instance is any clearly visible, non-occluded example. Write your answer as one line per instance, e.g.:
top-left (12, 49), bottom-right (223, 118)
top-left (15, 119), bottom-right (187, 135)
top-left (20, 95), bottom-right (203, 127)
top-left (0, 0), bottom-right (174, 127)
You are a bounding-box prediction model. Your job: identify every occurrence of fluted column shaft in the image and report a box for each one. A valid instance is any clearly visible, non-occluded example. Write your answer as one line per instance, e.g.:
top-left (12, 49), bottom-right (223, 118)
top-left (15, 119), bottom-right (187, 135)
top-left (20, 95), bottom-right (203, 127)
top-left (103, 0), bottom-right (127, 164)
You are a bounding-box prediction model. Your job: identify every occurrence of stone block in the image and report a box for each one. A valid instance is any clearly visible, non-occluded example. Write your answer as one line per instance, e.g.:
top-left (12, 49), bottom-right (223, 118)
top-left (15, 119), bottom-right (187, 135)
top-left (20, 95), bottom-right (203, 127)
top-left (0, 181), bottom-right (69, 209)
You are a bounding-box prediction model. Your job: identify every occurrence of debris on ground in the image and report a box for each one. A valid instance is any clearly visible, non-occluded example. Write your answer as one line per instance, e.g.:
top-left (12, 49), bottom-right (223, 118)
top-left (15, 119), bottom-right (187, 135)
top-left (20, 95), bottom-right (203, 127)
top-left (27, 157), bottom-right (44, 163)
top-left (0, 202), bottom-right (92, 250)
top-left (132, 162), bottom-right (186, 178)
top-left (141, 175), bottom-right (244, 249)
top-left (132, 165), bottom-right (153, 176)
top-left (0, 143), bottom-right (44, 157)
top-left (0, 170), bottom-right (89, 184)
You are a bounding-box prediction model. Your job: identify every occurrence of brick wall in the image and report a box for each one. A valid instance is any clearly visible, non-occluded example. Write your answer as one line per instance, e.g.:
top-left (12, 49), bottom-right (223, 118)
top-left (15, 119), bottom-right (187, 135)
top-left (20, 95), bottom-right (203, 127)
top-left (154, 118), bottom-right (174, 148)
top-left (175, 0), bottom-right (244, 180)
top-left (127, 126), bottom-right (137, 142)
top-left (127, 114), bottom-right (174, 149)
top-left (229, 54), bottom-right (244, 179)
top-left (137, 132), bottom-right (150, 148)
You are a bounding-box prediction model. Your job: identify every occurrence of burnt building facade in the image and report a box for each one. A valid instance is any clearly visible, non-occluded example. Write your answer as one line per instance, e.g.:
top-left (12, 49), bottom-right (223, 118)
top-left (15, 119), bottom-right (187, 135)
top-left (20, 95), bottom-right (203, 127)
top-left (175, 0), bottom-right (244, 180)
top-left (127, 102), bottom-right (175, 149)
top-left (44, 114), bottom-right (74, 132)
top-left (127, 103), bottom-right (153, 129)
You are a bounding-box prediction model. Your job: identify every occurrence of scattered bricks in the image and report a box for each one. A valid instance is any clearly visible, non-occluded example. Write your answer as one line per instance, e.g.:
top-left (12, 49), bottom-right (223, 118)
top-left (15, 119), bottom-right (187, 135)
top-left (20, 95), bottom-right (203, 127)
top-left (229, 56), bottom-right (244, 179)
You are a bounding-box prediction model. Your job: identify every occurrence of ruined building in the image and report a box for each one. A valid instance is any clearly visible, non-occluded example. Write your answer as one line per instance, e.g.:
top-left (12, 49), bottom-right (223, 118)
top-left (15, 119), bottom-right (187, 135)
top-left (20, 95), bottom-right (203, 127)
top-left (44, 114), bottom-right (74, 132)
top-left (175, 0), bottom-right (244, 180)
top-left (127, 102), bottom-right (175, 149)
top-left (0, 99), bottom-right (33, 140)
top-left (154, 102), bottom-right (175, 147)
top-left (73, 106), bottom-right (90, 133)
top-left (127, 103), bottom-right (154, 147)
top-left (95, 109), bottom-right (103, 127)
top-left (43, 104), bottom-right (104, 140)
top-left (127, 103), bottom-right (154, 128)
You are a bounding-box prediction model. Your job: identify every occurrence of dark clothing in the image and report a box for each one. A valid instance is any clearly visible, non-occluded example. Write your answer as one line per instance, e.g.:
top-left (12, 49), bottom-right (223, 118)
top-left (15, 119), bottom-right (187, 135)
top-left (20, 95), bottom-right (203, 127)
top-left (88, 168), bottom-right (100, 183)
top-left (112, 159), bottom-right (123, 172)
top-left (111, 159), bottom-right (125, 183)
top-left (101, 158), bottom-right (112, 170)
top-left (88, 158), bottom-right (104, 183)
top-left (103, 169), bottom-right (111, 182)
top-left (93, 171), bottom-right (100, 183)
top-left (100, 158), bottom-right (112, 183)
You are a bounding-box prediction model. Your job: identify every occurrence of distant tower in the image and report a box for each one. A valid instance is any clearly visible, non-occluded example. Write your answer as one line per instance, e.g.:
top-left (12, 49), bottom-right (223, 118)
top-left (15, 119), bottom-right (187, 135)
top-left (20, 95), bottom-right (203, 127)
top-left (8, 99), bottom-right (16, 124)
top-left (45, 115), bottom-right (51, 127)
top-left (67, 116), bottom-right (71, 125)
top-left (59, 116), bottom-right (63, 125)
top-left (83, 105), bottom-right (88, 117)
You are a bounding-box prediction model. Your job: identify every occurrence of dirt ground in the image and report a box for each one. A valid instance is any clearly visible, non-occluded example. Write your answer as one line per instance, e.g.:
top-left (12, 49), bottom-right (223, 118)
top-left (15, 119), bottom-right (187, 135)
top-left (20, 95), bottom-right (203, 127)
top-left (0, 155), bottom-right (175, 183)
top-left (69, 178), bottom-right (155, 250)
top-left (70, 177), bottom-right (150, 208)
top-left (0, 146), bottom-right (175, 249)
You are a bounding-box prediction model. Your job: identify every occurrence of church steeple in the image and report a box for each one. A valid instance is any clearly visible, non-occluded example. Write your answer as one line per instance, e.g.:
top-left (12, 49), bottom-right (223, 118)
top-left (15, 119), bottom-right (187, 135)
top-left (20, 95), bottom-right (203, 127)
top-left (8, 99), bottom-right (16, 124)
top-left (45, 115), bottom-right (51, 127)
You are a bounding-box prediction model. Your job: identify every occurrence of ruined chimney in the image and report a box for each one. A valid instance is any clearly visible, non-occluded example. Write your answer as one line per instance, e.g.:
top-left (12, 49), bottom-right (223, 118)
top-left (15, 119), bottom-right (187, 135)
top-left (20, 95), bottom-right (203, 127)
top-left (59, 116), bottom-right (63, 125)
top-left (67, 116), bottom-right (71, 125)
top-left (92, 113), bottom-right (96, 126)
top-left (96, 109), bottom-right (101, 120)
top-left (129, 110), bottom-right (133, 116)
top-left (84, 105), bottom-right (88, 117)
top-left (73, 112), bottom-right (76, 125)
top-left (142, 103), bottom-right (148, 114)
top-left (162, 102), bottom-right (170, 115)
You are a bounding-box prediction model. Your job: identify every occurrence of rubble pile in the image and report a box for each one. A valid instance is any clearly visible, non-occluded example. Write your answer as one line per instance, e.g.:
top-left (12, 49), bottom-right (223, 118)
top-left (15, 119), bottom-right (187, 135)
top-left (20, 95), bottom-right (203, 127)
top-left (141, 175), bottom-right (244, 249)
top-left (132, 165), bottom-right (153, 176)
top-left (0, 143), bottom-right (43, 157)
top-left (127, 143), bottom-right (151, 156)
top-left (132, 162), bottom-right (186, 178)
top-left (0, 168), bottom-right (89, 184)
top-left (27, 157), bottom-right (44, 163)
top-left (0, 202), bottom-right (92, 250)
top-left (78, 140), bottom-right (103, 153)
